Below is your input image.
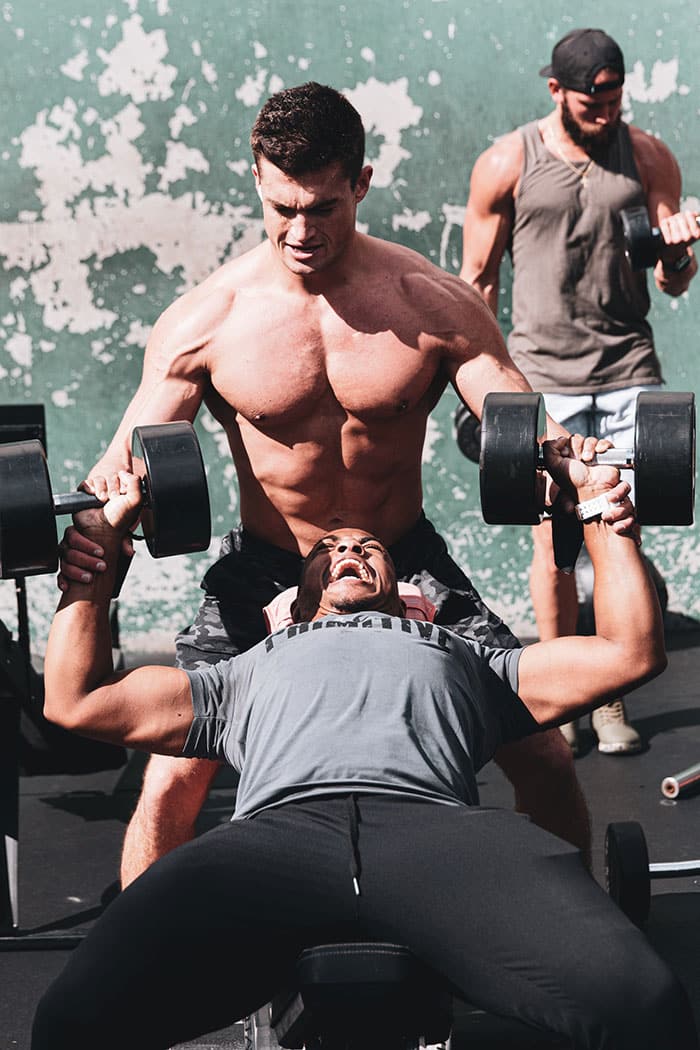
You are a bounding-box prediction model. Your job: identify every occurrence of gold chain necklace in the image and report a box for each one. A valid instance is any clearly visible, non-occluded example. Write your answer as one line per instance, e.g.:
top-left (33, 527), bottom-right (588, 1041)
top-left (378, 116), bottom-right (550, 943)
top-left (544, 125), bottom-right (594, 186)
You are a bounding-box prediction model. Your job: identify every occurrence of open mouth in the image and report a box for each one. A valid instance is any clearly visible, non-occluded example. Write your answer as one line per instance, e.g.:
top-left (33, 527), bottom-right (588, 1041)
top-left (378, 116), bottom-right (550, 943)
top-left (329, 558), bottom-right (371, 583)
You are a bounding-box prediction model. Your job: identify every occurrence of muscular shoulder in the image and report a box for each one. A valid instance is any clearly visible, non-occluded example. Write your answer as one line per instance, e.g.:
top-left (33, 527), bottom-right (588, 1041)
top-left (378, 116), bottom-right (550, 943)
top-left (365, 237), bottom-right (500, 341)
top-left (469, 130), bottom-right (523, 201)
top-left (628, 123), bottom-right (681, 197)
top-left (370, 237), bottom-right (485, 303)
top-left (147, 243), bottom-right (268, 361)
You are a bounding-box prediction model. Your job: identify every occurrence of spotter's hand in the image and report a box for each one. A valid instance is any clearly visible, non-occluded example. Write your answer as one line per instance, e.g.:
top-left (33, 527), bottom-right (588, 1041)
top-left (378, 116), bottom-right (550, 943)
top-left (542, 435), bottom-right (639, 541)
top-left (57, 473), bottom-right (141, 591)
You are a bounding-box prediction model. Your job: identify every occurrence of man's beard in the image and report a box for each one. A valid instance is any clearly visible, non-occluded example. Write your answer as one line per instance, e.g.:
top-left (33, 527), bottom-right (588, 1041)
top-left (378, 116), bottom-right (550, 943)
top-left (561, 96), bottom-right (620, 158)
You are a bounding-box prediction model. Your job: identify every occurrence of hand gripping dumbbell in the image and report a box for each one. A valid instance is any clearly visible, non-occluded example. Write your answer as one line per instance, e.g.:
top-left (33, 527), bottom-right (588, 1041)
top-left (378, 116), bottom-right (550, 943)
top-left (605, 820), bottom-right (700, 927)
top-left (620, 205), bottom-right (698, 271)
top-left (477, 390), bottom-right (695, 528)
top-left (0, 421), bottom-right (211, 579)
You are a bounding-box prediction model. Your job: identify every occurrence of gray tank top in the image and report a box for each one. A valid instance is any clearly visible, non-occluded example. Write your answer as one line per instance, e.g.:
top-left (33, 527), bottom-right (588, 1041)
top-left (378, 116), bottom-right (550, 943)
top-left (507, 120), bottom-right (662, 394)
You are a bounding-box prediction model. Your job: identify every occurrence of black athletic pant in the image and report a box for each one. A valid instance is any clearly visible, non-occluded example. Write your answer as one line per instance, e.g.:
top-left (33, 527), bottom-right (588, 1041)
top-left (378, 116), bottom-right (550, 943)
top-left (32, 795), bottom-right (698, 1050)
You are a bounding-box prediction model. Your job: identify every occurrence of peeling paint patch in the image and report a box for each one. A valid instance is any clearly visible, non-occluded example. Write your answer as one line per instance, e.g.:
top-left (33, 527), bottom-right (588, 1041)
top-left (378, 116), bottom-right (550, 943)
top-left (61, 50), bottom-right (90, 82)
top-left (392, 208), bottom-right (432, 233)
top-left (6, 330), bottom-right (32, 367)
top-left (345, 77), bottom-right (423, 188)
top-left (97, 15), bottom-right (177, 103)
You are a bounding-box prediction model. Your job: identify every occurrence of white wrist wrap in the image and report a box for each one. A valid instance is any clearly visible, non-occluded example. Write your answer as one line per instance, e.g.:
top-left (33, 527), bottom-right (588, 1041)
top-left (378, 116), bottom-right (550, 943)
top-left (575, 494), bottom-right (611, 522)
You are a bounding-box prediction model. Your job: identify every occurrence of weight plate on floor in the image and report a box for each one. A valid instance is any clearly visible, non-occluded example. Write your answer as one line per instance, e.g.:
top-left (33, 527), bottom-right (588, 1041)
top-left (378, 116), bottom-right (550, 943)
top-left (605, 821), bottom-right (651, 926)
top-left (479, 393), bottom-right (545, 524)
top-left (131, 422), bottom-right (211, 558)
top-left (455, 404), bottom-right (481, 464)
top-left (635, 392), bottom-right (695, 525)
top-left (0, 440), bottom-right (58, 578)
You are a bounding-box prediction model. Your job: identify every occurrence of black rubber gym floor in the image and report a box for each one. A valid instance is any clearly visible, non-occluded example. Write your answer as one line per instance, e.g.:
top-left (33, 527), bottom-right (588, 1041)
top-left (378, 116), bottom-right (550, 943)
top-left (2, 617), bottom-right (699, 1050)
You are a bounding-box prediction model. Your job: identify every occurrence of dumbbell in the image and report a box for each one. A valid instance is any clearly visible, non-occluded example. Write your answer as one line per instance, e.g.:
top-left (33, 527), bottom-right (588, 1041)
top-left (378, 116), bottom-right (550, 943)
top-left (620, 205), bottom-right (698, 271)
top-left (605, 820), bottom-right (700, 927)
top-left (476, 390), bottom-right (695, 527)
top-left (0, 421), bottom-right (211, 579)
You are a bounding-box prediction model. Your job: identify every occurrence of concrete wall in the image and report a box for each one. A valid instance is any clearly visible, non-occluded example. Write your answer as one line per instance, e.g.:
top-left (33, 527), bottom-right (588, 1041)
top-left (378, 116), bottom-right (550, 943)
top-left (1, 0), bottom-right (698, 651)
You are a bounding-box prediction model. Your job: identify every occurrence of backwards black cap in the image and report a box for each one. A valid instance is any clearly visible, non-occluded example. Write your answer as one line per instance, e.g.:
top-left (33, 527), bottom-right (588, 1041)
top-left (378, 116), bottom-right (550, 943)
top-left (539, 28), bottom-right (625, 95)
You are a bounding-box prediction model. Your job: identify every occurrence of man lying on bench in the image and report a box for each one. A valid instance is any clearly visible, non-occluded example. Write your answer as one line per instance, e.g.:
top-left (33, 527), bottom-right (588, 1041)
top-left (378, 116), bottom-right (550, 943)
top-left (33, 435), bottom-right (698, 1050)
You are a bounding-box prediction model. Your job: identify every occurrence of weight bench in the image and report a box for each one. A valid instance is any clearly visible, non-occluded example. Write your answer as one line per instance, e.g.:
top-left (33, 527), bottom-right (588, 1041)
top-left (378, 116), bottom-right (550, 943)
top-left (247, 941), bottom-right (453, 1050)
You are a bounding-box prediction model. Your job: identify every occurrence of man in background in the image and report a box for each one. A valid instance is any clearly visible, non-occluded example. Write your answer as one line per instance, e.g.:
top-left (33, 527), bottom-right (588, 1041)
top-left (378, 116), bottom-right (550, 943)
top-left (460, 27), bottom-right (698, 754)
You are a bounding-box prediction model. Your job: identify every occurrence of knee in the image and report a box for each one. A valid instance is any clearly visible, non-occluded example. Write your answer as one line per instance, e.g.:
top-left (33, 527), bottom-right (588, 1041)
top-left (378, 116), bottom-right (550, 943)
top-left (136, 755), bottom-right (220, 824)
top-left (495, 728), bottom-right (576, 787)
top-left (591, 959), bottom-right (697, 1049)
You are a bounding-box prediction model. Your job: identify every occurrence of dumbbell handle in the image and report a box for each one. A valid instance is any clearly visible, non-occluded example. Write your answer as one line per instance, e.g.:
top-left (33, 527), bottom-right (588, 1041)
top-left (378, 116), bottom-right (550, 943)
top-left (537, 448), bottom-right (635, 470)
top-left (52, 482), bottom-right (148, 516)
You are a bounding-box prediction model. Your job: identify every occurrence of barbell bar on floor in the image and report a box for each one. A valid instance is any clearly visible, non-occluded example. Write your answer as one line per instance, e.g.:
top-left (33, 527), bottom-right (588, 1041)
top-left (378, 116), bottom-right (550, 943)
top-left (661, 761), bottom-right (700, 800)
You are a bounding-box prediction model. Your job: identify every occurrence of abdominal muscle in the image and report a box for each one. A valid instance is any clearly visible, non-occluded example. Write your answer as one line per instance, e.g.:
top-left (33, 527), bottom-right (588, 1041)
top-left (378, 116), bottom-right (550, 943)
top-left (231, 403), bottom-right (430, 555)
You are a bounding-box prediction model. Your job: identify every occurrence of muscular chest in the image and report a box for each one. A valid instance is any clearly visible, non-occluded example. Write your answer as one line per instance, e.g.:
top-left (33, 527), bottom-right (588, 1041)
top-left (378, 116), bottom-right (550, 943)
top-left (209, 296), bottom-right (442, 428)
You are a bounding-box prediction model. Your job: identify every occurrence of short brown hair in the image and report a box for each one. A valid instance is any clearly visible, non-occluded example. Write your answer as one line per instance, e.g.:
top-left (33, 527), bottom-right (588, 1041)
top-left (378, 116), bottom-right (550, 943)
top-left (250, 82), bottom-right (365, 187)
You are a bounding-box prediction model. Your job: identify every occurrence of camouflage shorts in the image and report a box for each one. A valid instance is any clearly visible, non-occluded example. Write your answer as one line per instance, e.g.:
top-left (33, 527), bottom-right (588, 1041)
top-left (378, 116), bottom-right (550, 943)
top-left (175, 515), bottom-right (521, 671)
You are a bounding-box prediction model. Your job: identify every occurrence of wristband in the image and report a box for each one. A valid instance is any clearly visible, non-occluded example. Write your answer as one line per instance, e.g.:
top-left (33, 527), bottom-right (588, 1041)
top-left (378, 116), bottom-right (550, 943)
top-left (575, 494), bottom-right (611, 522)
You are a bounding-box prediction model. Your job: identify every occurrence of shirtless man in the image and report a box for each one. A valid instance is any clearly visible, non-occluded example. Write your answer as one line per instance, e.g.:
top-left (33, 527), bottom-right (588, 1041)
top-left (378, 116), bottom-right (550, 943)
top-left (62, 82), bottom-right (631, 884)
top-left (460, 29), bottom-right (698, 755)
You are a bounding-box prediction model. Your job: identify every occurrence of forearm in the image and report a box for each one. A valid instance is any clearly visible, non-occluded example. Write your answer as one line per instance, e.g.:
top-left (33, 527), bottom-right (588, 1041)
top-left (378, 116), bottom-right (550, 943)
top-left (583, 518), bottom-right (664, 662)
top-left (519, 521), bottom-right (665, 724)
top-left (45, 528), bottom-right (122, 718)
top-left (518, 441), bottom-right (666, 721)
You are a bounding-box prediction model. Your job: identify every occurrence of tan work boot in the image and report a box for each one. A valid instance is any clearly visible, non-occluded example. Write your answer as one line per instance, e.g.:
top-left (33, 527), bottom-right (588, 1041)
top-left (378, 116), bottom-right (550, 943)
top-left (559, 720), bottom-right (579, 756)
top-left (591, 699), bottom-right (642, 754)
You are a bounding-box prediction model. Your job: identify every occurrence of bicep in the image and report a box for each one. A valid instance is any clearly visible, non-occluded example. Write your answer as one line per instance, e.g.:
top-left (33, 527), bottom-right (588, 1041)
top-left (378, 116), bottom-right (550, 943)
top-left (516, 638), bottom-right (629, 725)
top-left (84, 666), bottom-right (195, 754)
top-left (460, 193), bottom-right (513, 292)
top-left (460, 141), bottom-right (519, 289)
top-left (635, 136), bottom-right (682, 221)
top-left (446, 298), bottom-right (534, 417)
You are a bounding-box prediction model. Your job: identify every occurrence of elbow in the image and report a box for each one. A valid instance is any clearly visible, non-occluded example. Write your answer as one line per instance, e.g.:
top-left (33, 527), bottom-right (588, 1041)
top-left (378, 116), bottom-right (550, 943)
top-left (459, 265), bottom-right (494, 300)
top-left (43, 688), bottom-right (86, 733)
top-left (633, 641), bottom-right (668, 687)
top-left (650, 648), bottom-right (669, 680)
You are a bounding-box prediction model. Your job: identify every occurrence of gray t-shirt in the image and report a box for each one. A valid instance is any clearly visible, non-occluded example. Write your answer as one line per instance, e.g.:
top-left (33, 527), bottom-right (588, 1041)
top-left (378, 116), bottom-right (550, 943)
top-left (183, 612), bottom-right (535, 819)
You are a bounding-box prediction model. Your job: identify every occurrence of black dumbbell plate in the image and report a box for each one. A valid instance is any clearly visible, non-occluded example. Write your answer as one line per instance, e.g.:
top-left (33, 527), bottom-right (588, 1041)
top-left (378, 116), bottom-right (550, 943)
top-left (620, 206), bottom-right (660, 270)
top-left (132, 422), bottom-right (211, 558)
top-left (635, 392), bottom-right (695, 525)
top-left (480, 393), bottom-right (545, 524)
top-left (0, 440), bottom-right (58, 578)
top-left (455, 404), bottom-right (481, 464)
